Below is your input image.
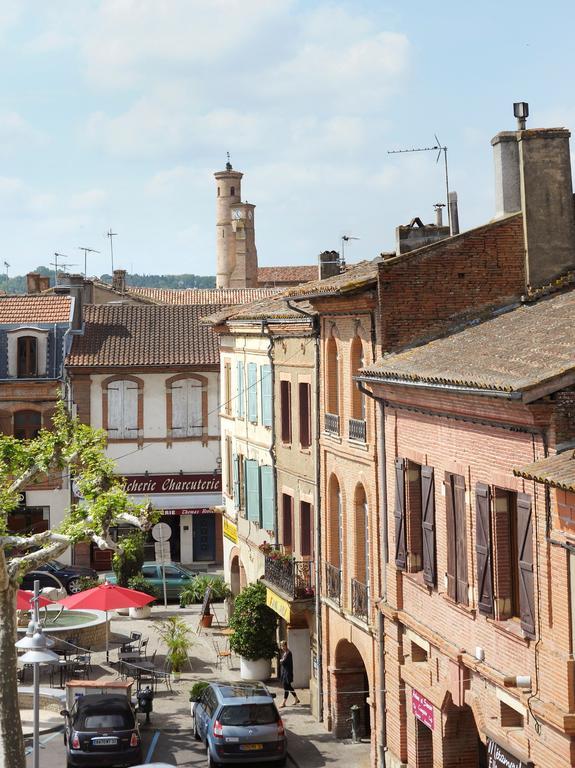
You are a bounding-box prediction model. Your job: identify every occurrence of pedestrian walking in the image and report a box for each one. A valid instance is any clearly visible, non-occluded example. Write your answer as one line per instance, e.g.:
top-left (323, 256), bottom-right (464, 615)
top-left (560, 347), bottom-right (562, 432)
top-left (279, 640), bottom-right (300, 707)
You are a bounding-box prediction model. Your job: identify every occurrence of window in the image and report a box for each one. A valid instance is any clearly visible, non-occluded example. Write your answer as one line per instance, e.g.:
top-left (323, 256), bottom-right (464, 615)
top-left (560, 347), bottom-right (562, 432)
top-left (224, 362), bottom-right (232, 416)
top-left (232, 454), bottom-right (246, 512)
top-left (141, 565), bottom-right (158, 579)
top-left (106, 379), bottom-right (140, 439)
top-left (355, 485), bottom-right (369, 586)
top-left (350, 336), bottom-right (365, 420)
top-left (298, 383), bottom-right (311, 448)
top-left (225, 436), bottom-right (233, 497)
top-left (171, 378), bottom-right (203, 437)
top-left (247, 363), bottom-right (258, 423)
top-left (326, 336), bottom-right (339, 415)
top-left (245, 459), bottom-right (261, 524)
top-left (500, 701), bottom-right (523, 729)
top-left (14, 410), bottom-right (42, 440)
top-left (445, 472), bottom-right (468, 605)
top-left (236, 361), bottom-right (245, 418)
top-left (282, 494), bottom-right (293, 550)
top-left (328, 475), bottom-right (343, 568)
top-left (260, 365), bottom-right (272, 427)
top-left (17, 336), bottom-right (37, 378)
top-left (230, 186), bottom-right (235, 196)
top-left (260, 466), bottom-right (275, 531)
top-left (280, 380), bottom-right (292, 443)
top-left (300, 501), bottom-right (313, 557)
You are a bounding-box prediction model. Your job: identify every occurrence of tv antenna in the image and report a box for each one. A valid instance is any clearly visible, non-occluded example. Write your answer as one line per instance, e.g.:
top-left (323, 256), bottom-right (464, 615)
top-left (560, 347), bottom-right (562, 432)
top-left (50, 253), bottom-right (77, 286)
top-left (78, 246), bottom-right (100, 277)
top-left (341, 234), bottom-right (359, 268)
top-left (388, 135), bottom-right (452, 235)
top-left (106, 229), bottom-right (118, 274)
top-left (3, 261), bottom-right (9, 279)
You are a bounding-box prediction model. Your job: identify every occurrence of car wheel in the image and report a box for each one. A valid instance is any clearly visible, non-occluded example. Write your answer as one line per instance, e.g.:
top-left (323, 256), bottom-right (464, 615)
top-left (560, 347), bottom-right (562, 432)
top-left (66, 578), bottom-right (82, 594)
top-left (193, 715), bottom-right (201, 741)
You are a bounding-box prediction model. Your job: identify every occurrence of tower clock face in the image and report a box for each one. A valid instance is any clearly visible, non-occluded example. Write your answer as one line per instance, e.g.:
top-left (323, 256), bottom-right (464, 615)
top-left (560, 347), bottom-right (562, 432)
top-left (231, 208), bottom-right (242, 220)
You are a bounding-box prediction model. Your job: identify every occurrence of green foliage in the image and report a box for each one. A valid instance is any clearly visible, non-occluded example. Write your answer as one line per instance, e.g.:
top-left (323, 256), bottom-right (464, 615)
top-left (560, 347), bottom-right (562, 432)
top-left (127, 574), bottom-right (160, 601)
top-left (154, 616), bottom-right (193, 673)
top-left (112, 531), bottom-right (145, 587)
top-left (77, 576), bottom-right (101, 592)
top-left (189, 681), bottom-right (209, 702)
top-left (229, 582), bottom-right (277, 661)
top-left (179, 574), bottom-right (231, 608)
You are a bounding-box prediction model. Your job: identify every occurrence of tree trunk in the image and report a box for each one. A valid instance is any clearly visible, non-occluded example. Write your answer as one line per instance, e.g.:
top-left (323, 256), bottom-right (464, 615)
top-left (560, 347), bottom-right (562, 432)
top-left (0, 585), bottom-right (25, 768)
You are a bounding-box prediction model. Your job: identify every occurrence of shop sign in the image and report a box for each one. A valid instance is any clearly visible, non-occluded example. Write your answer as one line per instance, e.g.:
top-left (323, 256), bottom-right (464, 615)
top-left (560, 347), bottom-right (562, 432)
top-left (266, 588), bottom-right (291, 622)
top-left (124, 473), bottom-right (222, 494)
top-left (223, 518), bottom-right (238, 543)
top-left (411, 689), bottom-right (434, 730)
top-left (161, 508), bottom-right (212, 516)
top-left (487, 738), bottom-right (531, 768)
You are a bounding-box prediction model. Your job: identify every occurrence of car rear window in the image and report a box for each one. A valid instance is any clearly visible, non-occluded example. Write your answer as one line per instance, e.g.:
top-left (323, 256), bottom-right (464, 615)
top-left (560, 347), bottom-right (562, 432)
top-left (219, 704), bottom-right (278, 726)
top-left (80, 712), bottom-right (133, 730)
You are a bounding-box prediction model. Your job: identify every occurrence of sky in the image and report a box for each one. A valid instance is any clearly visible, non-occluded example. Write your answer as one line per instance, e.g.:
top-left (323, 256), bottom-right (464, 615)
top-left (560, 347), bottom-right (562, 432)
top-left (2, 0), bottom-right (575, 278)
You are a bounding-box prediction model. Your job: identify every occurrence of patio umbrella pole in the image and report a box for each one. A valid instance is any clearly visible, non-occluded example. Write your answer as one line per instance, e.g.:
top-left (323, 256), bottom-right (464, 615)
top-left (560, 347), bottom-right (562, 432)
top-left (106, 610), bottom-right (109, 663)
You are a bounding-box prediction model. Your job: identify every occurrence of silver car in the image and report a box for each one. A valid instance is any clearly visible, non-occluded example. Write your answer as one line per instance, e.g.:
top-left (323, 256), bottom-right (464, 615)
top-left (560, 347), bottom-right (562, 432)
top-left (191, 681), bottom-right (287, 767)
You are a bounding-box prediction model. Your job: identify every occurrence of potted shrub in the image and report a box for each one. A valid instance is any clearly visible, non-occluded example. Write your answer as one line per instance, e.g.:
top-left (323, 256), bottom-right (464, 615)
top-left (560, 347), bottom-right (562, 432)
top-left (229, 582), bottom-right (277, 681)
top-left (180, 575), bottom-right (231, 627)
top-left (154, 616), bottom-right (193, 682)
top-left (127, 575), bottom-right (160, 619)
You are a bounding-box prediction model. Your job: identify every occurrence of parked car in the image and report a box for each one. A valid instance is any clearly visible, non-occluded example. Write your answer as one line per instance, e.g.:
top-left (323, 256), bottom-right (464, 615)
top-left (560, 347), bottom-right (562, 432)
top-left (102, 562), bottom-right (201, 601)
top-left (61, 694), bottom-right (142, 768)
top-left (191, 681), bottom-right (287, 767)
top-left (20, 560), bottom-right (98, 595)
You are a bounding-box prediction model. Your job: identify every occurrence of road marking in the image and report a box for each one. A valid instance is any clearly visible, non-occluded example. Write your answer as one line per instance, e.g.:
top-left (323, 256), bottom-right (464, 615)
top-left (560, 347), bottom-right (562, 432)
top-left (25, 728), bottom-right (63, 755)
top-left (144, 729), bottom-right (161, 763)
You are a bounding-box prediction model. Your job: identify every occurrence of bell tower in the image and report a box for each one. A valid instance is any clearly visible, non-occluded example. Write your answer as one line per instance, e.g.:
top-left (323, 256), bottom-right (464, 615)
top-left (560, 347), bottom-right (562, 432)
top-left (214, 157), bottom-right (258, 288)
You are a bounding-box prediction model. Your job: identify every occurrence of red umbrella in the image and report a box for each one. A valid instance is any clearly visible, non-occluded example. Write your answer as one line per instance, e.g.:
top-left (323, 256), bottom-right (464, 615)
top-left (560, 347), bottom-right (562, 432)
top-left (57, 582), bottom-right (154, 661)
top-left (17, 590), bottom-right (54, 611)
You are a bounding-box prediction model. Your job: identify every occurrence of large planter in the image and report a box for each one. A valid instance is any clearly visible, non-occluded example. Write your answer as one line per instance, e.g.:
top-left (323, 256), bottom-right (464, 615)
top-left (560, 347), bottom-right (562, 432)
top-left (200, 614), bottom-right (213, 628)
top-left (129, 605), bottom-right (151, 620)
top-left (240, 657), bottom-right (272, 682)
top-left (116, 608), bottom-right (130, 616)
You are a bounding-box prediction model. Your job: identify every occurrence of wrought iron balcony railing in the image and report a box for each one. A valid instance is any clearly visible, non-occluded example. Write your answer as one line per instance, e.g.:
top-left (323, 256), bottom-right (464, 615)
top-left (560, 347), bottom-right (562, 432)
top-left (325, 562), bottom-right (341, 604)
top-left (264, 557), bottom-right (314, 600)
top-left (348, 418), bottom-right (366, 443)
top-left (351, 577), bottom-right (369, 622)
top-left (324, 412), bottom-right (340, 436)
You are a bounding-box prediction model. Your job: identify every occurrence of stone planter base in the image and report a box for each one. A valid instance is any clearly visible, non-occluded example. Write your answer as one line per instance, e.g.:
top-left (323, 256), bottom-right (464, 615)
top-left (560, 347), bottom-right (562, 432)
top-left (116, 608), bottom-right (130, 616)
top-left (129, 605), bottom-right (151, 620)
top-left (200, 614), bottom-right (213, 628)
top-left (240, 657), bottom-right (272, 681)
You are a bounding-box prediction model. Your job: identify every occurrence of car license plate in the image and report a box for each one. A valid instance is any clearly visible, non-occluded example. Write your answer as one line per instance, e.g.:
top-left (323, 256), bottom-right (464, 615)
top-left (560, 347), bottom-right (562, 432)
top-left (240, 744), bottom-right (263, 751)
top-left (92, 737), bottom-right (118, 746)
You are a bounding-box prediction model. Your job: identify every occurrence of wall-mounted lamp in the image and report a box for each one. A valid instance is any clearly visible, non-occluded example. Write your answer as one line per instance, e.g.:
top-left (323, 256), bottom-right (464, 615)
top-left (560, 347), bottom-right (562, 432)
top-left (475, 646), bottom-right (485, 662)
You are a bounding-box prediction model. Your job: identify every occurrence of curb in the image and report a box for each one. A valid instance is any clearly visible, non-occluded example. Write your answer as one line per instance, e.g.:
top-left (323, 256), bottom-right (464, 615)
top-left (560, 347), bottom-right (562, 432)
top-left (23, 724), bottom-right (63, 738)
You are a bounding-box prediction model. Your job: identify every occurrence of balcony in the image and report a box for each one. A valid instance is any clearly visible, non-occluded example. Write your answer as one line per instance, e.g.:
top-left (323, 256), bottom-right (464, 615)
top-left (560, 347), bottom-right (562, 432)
top-left (348, 418), bottom-right (366, 443)
top-left (264, 556), bottom-right (315, 600)
top-left (351, 578), bottom-right (369, 622)
top-left (325, 562), bottom-right (341, 605)
top-left (324, 412), bottom-right (340, 436)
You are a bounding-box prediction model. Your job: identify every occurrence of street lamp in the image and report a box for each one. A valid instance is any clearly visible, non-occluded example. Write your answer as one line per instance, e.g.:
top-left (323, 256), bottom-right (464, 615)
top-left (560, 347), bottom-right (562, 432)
top-left (15, 581), bottom-right (59, 768)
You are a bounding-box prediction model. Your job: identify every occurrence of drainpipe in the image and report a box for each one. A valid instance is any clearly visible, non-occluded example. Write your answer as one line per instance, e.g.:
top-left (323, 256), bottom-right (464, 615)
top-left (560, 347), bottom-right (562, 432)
top-left (262, 320), bottom-right (279, 548)
top-left (287, 300), bottom-right (323, 722)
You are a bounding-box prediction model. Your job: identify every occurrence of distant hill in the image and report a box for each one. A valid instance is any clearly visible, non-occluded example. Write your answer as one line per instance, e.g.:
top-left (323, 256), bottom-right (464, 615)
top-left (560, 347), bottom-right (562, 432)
top-left (0, 268), bottom-right (216, 294)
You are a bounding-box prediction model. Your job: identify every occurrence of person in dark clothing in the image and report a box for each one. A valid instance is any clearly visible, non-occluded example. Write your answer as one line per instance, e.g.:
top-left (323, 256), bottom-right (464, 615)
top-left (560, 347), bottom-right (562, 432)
top-left (279, 640), bottom-right (300, 707)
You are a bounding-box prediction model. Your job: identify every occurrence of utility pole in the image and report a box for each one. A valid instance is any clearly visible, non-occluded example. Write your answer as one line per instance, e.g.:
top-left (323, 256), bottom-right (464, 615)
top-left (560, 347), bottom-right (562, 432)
top-left (106, 229), bottom-right (118, 274)
top-left (78, 246), bottom-right (100, 277)
top-left (388, 135), bottom-right (453, 235)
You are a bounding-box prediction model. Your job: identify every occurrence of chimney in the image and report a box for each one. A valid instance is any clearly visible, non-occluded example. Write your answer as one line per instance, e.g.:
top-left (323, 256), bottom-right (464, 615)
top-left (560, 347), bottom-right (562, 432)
top-left (395, 212), bottom-right (450, 254)
top-left (318, 250), bottom-right (341, 280)
top-left (434, 203), bottom-right (445, 227)
top-left (26, 273), bottom-right (40, 294)
top-left (112, 269), bottom-right (127, 293)
top-left (492, 103), bottom-right (575, 287)
top-left (448, 192), bottom-right (460, 235)
top-left (38, 275), bottom-right (50, 292)
top-left (67, 274), bottom-right (84, 331)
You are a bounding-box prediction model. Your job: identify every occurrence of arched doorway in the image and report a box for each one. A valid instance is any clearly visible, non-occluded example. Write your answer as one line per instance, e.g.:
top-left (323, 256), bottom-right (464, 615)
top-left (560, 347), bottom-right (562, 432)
top-left (230, 554), bottom-right (241, 597)
top-left (332, 639), bottom-right (371, 739)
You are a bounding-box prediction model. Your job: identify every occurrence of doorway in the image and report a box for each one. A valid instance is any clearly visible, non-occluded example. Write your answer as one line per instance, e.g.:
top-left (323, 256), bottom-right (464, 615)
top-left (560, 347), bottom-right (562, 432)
top-left (193, 513), bottom-right (216, 562)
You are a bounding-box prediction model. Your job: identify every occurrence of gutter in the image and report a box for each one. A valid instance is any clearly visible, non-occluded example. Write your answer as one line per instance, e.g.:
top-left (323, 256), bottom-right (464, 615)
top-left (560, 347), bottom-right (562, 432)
top-left (356, 374), bottom-right (523, 400)
top-left (262, 320), bottom-right (279, 549)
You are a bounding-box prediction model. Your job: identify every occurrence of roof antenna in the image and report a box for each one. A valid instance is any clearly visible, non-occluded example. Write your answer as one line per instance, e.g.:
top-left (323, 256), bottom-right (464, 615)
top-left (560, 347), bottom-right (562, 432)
top-left (106, 229), bottom-right (118, 274)
top-left (226, 151), bottom-right (232, 171)
top-left (78, 246), bottom-right (100, 277)
top-left (388, 135), bottom-right (452, 235)
top-left (50, 253), bottom-right (77, 287)
top-left (341, 234), bottom-right (359, 269)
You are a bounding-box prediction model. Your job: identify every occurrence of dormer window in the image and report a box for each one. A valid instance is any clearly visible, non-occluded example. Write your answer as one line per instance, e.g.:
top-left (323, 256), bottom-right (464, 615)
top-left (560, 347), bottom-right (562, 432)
top-left (18, 336), bottom-right (37, 377)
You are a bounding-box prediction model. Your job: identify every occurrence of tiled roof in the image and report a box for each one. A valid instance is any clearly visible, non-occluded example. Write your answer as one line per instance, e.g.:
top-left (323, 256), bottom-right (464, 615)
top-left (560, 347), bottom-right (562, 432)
top-left (126, 286), bottom-right (280, 305)
top-left (258, 266), bottom-right (317, 285)
top-left (283, 258), bottom-right (380, 298)
top-left (205, 292), bottom-right (316, 326)
top-left (514, 451), bottom-right (575, 492)
top-left (0, 295), bottom-right (72, 324)
top-left (67, 304), bottom-right (225, 367)
top-left (361, 288), bottom-right (575, 394)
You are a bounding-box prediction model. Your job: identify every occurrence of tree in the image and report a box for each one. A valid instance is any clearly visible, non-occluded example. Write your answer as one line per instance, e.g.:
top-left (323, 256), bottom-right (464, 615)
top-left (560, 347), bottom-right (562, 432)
top-left (0, 401), bottom-right (155, 767)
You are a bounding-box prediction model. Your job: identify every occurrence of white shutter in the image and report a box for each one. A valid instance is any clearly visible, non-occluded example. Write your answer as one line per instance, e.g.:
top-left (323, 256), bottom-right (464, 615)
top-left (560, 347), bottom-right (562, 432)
top-left (123, 382), bottom-right (139, 439)
top-left (171, 383), bottom-right (186, 435)
top-left (107, 383), bottom-right (122, 436)
top-left (186, 379), bottom-right (203, 436)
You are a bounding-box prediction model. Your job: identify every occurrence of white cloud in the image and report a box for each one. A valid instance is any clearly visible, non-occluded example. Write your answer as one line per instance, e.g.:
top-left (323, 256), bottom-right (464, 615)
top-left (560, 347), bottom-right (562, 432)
top-left (0, 177), bottom-right (55, 218)
top-left (69, 189), bottom-right (107, 210)
top-left (0, 112), bottom-right (46, 151)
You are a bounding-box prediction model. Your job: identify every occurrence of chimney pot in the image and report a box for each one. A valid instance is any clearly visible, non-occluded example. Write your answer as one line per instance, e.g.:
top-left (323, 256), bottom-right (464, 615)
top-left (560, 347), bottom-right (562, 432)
top-left (112, 269), bottom-right (127, 293)
top-left (26, 273), bottom-right (40, 294)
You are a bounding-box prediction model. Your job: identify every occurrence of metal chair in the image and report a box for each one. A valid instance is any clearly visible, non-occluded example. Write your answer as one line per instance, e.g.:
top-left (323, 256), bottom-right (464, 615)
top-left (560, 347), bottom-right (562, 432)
top-left (213, 640), bottom-right (232, 670)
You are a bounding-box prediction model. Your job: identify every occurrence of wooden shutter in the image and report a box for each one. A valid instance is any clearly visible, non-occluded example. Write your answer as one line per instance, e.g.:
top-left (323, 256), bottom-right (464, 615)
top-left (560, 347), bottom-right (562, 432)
top-left (232, 454), bottom-right (240, 508)
top-left (517, 492), bottom-right (535, 638)
top-left (245, 460), bottom-right (261, 524)
top-left (171, 382), bottom-right (186, 435)
top-left (0, 410), bottom-right (12, 435)
top-left (475, 483), bottom-right (494, 616)
top-left (299, 383), bottom-right (311, 448)
top-left (107, 382), bottom-right (122, 436)
top-left (237, 361), bottom-right (244, 418)
top-left (421, 466), bottom-right (436, 587)
top-left (186, 380), bottom-right (202, 436)
top-left (247, 363), bottom-right (258, 423)
top-left (300, 502), bottom-right (312, 557)
top-left (445, 474), bottom-right (457, 600)
top-left (261, 365), bottom-right (272, 427)
top-left (260, 465), bottom-right (275, 531)
top-left (282, 494), bottom-right (294, 548)
top-left (454, 474), bottom-right (468, 605)
top-left (394, 458), bottom-right (407, 570)
top-left (122, 382), bottom-right (139, 439)
top-left (280, 381), bottom-right (292, 443)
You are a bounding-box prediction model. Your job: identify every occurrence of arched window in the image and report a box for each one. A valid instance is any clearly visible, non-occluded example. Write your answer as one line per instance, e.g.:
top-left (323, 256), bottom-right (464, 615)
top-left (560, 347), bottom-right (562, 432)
top-left (350, 336), bottom-right (365, 420)
top-left (166, 374), bottom-right (207, 439)
top-left (328, 474), bottom-right (343, 568)
top-left (326, 336), bottom-right (339, 415)
top-left (354, 484), bottom-right (370, 587)
top-left (17, 336), bottom-right (37, 377)
top-left (14, 410), bottom-right (41, 440)
top-left (230, 186), bottom-right (235, 196)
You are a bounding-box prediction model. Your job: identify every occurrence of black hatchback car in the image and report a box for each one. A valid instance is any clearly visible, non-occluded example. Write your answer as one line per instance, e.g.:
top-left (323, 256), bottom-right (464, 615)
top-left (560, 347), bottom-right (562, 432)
top-left (61, 694), bottom-right (143, 768)
top-left (20, 560), bottom-right (98, 594)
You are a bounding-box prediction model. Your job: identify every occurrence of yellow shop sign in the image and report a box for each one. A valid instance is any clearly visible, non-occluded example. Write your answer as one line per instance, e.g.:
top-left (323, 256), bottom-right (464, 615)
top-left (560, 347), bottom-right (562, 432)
top-left (223, 518), bottom-right (238, 543)
top-left (266, 588), bottom-right (291, 622)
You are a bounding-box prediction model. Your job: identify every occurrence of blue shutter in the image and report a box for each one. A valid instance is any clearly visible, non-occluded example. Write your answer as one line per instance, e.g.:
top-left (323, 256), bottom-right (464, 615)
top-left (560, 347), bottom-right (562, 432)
top-left (260, 465), bottom-right (275, 532)
top-left (246, 460), bottom-right (261, 524)
top-left (261, 365), bottom-right (272, 427)
top-left (237, 361), bottom-right (244, 418)
top-left (247, 362), bottom-right (258, 423)
top-left (232, 454), bottom-right (240, 508)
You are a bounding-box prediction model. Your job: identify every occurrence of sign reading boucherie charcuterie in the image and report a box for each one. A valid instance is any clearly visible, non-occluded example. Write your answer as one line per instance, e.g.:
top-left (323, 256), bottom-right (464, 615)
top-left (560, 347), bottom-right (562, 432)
top-left (123, 474), bottom-right (222, 494)
top-left (411, 689), bottom-right (434, 730)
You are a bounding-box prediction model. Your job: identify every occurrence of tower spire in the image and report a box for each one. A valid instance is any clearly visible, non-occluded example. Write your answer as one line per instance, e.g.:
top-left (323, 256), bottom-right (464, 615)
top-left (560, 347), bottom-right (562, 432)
top-left (226, 151), bottom-right (232, 171)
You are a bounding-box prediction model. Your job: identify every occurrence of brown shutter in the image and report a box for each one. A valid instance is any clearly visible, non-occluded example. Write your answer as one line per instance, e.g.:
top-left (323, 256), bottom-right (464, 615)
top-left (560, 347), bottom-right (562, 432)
top-left (421, 466), bottom-right (436, 587)
top-left (394, 458), bottom-right (407, 570)
top-left (0, 410), bottom-right (12, 436)
top-left (517, 492), bottom-right (535, 638)
top-left (475, 483), bottom-right (493, 616)
top-left (454, 474), bottom-right (468, 605)
top-left (445, 474), bottom-right (457, 599)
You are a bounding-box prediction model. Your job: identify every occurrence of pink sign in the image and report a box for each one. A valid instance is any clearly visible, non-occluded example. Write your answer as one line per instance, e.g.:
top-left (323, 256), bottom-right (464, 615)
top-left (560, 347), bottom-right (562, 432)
top-left (412, 689), bottom-right (434, 730)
